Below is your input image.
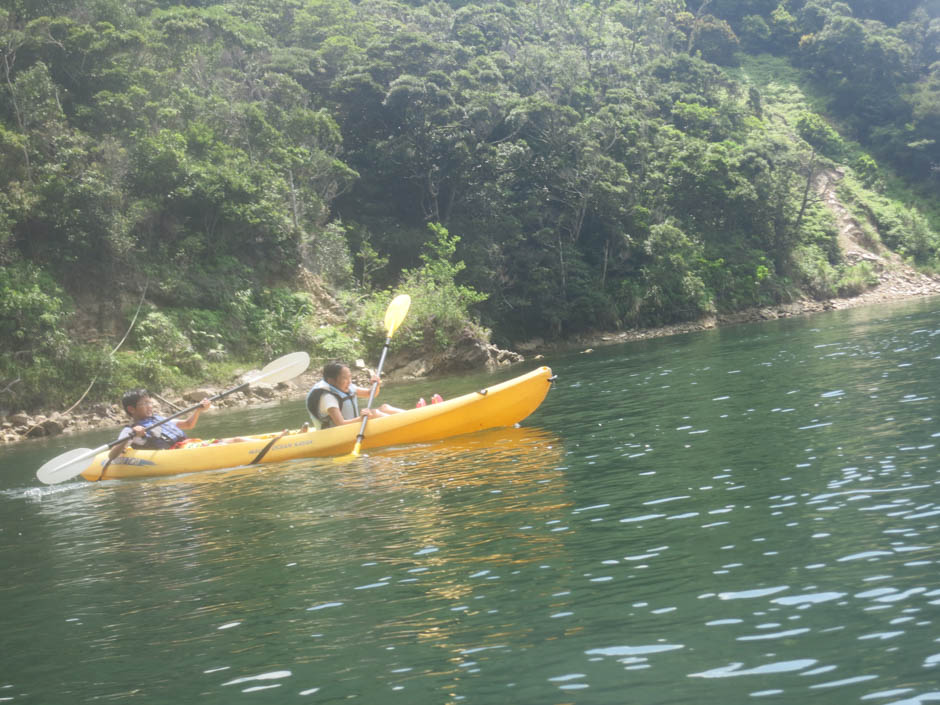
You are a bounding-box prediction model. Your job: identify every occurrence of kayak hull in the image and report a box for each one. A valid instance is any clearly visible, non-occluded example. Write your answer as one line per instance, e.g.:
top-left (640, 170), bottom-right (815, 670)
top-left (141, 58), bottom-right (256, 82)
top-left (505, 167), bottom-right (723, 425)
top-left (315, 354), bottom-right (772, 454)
top-left (80, 366), bottom-right (554, 481)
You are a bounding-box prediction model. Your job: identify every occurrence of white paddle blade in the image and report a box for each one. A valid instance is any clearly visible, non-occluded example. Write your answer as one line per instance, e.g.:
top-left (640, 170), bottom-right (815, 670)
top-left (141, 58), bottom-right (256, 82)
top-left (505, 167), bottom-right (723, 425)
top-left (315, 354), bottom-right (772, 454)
top-left (249, 351), bottom-right (310, 386)
top-left (36, 446), bottom-right (103, 484)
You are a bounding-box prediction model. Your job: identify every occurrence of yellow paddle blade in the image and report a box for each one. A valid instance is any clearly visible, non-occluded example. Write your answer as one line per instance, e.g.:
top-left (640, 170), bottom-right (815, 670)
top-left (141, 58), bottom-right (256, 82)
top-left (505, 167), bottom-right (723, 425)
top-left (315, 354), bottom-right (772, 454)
top-left (383, 294), bottom-right (411, 337)
top-left (331, 440), bottom-right (362, 463)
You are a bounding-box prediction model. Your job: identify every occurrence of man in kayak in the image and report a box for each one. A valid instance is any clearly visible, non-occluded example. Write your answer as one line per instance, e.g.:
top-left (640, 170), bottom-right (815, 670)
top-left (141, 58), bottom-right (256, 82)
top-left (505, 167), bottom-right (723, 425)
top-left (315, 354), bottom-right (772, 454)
top-left (108, 388), bottom-right (227, 459)
top-left (306, 362), bottom-right (404, 429)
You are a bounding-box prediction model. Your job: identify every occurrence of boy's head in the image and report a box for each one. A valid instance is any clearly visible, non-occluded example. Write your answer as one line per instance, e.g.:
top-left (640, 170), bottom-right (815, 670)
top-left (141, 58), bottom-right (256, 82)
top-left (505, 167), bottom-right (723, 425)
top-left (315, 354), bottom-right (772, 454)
top-left (122, 388), bottom-right (154, 419)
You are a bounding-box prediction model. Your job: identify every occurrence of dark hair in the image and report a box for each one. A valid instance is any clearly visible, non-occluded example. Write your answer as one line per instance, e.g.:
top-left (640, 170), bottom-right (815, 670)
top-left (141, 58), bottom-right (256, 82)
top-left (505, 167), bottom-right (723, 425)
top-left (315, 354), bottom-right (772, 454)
top-left (122, 388), bottom-right (150, 415)
top-left (322, 362), bottom-right (347, 382)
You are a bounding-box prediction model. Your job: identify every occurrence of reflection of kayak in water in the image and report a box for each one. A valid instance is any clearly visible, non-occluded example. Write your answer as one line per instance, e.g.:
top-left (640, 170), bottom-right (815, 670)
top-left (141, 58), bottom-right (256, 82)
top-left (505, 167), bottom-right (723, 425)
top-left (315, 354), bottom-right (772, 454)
top-left (377, 426), bottom-right (563, 468)
top-left (79, 367), bottom-right (556, 481)
top-left (159, 426), bottom-right (565, 493)
top-left (354, 426), bottom-right (566, 486)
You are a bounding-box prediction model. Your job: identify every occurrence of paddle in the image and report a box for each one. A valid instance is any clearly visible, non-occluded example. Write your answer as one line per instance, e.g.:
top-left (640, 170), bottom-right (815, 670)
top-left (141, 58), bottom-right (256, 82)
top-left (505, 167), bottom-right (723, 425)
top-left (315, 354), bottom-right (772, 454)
top-left (35, 351), bottom-right (311, 485)
top-left (348, 294), bottom-right (411, 457)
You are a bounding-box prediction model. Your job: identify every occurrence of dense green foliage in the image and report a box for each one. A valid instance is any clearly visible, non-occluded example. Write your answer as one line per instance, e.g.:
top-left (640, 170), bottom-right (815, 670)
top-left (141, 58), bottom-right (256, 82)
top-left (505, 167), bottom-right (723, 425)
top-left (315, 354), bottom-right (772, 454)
top-left (1, 0), bottom-right (938, 412)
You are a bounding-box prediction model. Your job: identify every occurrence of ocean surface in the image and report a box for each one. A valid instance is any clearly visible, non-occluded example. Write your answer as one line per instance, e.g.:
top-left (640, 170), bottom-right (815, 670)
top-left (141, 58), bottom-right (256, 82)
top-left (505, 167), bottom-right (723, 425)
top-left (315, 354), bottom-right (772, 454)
top-left (2, 297), bottom-right (939, 704)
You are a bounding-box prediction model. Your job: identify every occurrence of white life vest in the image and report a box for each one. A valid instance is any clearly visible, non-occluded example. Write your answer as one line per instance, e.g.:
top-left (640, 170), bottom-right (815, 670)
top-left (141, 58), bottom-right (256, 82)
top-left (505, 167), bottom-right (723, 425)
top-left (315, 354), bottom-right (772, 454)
top-left (306, 380), bottom-right (359, 429)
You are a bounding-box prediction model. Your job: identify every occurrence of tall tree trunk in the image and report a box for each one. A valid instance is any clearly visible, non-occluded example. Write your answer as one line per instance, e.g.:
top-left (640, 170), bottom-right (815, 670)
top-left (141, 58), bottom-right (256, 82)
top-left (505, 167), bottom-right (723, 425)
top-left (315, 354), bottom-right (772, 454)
top-left (793, 150), bottom-right (817, 234)
top-left (288, 168), bottom-right (300, 230)
top-left (2, 48), bottom-right (32, 181)
top-left (629, 0), bottom-right (641, 62)
top-left (557, 230), bottom-right (567, 299)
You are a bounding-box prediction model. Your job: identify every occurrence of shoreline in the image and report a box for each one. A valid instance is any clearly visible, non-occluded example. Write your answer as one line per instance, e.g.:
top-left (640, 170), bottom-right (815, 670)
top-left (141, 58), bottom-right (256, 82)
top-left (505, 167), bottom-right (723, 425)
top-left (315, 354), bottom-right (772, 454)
top-left (543, 287), bottom-right (940, 354)
top-left (3, 282), bottom-right (939, 448)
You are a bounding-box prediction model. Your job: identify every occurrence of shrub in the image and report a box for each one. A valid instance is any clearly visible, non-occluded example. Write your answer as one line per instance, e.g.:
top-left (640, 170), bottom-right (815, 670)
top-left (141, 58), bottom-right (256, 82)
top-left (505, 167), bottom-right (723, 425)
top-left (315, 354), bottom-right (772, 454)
top-left (175, 309), bottom-right (228, 361)
top-left (227, 287), bottom-right (316, 358)
top-left (839, 173), bottom-right (939, 266)
top-left (740, 15), bottom-right (771, 52)
top-left (852, 154), bottom-right (882, 190)
top-left (796, 112), bottom-right (845, 159)
top-left (798, 204), bottom-right (841, 262)
top-left (856, 222), bottom-right (881, 250)
top-left (794, 244), bottom-right (838, 298)
top-left (361, 223), bottom-right (488, 358)
top-left (868, 204), bottom-right (938, 264)
top-left (836, 261), bottom-right (879, 296)
top-left (614, 279), bottom-right (644, 329)
top-left (0, 341), bottom-right (187, 413)
top-left (0, 262), bottom-right (71, 357)
top-left (310, 324), bottom-right (363, 365)
top-left (110, 349), bottom-right (187, 395)
top-left (303, 221), bottom-right (354, 288)
top-left (132, 310), bottom-right (206, 376)
top-left (637, 222), bottom-right (713, 325)
top-left (1, 343), bottom-right (104, 411)
top-left (691, 15), bottom-right (741, 66)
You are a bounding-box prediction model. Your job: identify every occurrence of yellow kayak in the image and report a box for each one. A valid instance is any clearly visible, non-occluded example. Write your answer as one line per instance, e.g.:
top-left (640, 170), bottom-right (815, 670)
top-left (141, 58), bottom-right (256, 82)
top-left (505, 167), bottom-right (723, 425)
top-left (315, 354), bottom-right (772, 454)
top-left (80, 366), bottom-right (555, 481)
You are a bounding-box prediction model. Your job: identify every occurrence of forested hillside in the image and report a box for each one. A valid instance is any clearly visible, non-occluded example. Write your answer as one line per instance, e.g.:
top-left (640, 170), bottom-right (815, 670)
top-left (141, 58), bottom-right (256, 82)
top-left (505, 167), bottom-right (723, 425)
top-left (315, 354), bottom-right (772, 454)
top-left (2, 0), bottom-right (938, 412)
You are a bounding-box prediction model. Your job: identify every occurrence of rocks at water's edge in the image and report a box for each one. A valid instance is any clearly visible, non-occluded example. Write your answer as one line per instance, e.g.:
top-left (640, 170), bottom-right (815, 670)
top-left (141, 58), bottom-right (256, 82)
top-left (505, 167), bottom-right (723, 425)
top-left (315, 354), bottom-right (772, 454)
top-left (385, 328), bottom-right (523, 381)
top-left (1, 337), bottom-right (525, 444)
top-left (0, 381), bottom-right (301, 445)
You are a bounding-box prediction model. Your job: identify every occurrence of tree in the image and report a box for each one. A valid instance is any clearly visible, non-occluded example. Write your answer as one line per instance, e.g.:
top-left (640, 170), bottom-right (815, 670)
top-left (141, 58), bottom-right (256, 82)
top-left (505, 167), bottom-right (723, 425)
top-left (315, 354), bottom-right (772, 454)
top-left (637, 221), bottom-right (711, 325)
top-left (798, 15), bottom-right (913, 130)
top-left (690, 14), bottom-right (741, 66)
top-left (904, 61), bottom-right (940, 182)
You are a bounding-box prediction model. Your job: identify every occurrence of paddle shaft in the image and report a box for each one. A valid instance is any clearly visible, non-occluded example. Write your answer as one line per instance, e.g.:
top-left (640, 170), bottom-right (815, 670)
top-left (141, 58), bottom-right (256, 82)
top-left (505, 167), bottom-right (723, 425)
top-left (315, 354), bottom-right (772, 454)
top-left (352, 334), bottom-right (392, 453)
top-left (249, 429), bottom-right (289, 465)
top-left (107, 381), bottom-right (251, 451)
top-left (364, 338), bottom-right (392, 411)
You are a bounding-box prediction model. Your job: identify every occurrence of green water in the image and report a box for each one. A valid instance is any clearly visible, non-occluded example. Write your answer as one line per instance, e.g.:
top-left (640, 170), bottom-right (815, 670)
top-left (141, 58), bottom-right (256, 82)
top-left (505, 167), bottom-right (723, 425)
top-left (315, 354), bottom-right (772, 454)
top-left (2, 298), bottom-right (939, 704)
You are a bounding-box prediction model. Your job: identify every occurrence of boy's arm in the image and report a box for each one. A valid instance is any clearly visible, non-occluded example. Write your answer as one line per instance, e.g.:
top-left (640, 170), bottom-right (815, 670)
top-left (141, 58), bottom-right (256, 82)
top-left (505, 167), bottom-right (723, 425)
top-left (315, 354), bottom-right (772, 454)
top-left (109, 427), bottom-right (140, 459)
top-left (175, 399), bottom-right (211, 430)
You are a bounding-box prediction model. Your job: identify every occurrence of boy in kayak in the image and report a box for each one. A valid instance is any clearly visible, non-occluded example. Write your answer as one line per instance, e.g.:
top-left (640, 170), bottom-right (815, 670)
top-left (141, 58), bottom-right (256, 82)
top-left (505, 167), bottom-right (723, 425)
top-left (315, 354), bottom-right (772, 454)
top-left (306, 362), bottom-right (405, 429)
top-left (108, 388), bottom-right (221, 459)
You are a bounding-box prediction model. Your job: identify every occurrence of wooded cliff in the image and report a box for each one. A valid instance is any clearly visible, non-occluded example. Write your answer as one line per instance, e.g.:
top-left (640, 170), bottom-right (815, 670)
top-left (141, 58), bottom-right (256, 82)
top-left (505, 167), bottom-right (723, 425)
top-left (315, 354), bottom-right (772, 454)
top-left (2, 0), bottom-right (938, 412)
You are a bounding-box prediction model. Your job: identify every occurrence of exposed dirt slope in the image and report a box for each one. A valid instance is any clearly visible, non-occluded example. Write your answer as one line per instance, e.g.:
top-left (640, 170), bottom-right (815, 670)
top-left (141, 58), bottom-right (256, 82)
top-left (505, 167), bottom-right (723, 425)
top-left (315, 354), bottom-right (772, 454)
top-left (818, 168), bottom-right (940, 304)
